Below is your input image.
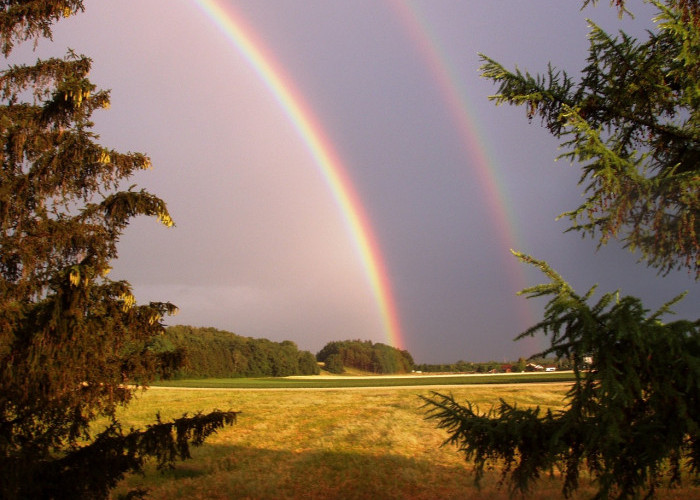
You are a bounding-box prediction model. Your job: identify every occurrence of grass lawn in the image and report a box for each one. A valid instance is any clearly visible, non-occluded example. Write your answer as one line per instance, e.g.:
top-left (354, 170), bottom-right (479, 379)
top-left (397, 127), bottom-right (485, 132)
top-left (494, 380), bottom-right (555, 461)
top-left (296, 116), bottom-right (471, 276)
top-left (108, 381), bottom-right (700, 499)
top-left (151, 371), bottom-right (576, 389)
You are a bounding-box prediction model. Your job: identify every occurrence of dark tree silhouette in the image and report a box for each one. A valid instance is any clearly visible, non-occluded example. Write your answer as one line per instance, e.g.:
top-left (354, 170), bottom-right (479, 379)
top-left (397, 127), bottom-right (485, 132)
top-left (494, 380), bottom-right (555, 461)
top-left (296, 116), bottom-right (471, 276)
top-left (0, 3), bottom-right (237, 497)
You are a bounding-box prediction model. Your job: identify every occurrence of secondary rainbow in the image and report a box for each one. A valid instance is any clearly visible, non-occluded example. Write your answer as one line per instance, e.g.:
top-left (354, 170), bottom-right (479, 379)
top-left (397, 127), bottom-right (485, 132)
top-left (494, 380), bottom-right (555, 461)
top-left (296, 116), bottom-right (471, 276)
top-left (390, 1), bottom-right (537, 332)
top-left (190, 0), bottom-right (404, 349)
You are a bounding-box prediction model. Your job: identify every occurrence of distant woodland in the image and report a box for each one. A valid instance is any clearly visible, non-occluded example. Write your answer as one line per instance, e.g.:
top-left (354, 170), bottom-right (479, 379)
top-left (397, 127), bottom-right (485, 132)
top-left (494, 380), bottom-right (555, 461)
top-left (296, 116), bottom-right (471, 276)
top-left (315, 340), bottom-right (414, 374)
top-left (153, 326), bottom-right (320, 379)
top-left (152, 327), bottom-right (566, 379)
top-left (152, 327), bottom-right (420, 378)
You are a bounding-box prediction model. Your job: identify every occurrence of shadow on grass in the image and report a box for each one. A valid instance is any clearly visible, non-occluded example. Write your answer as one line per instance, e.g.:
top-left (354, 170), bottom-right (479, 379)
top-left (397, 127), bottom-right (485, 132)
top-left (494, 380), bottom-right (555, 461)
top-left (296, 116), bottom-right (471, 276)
top-left (116, 444), bottom-right (601, 500)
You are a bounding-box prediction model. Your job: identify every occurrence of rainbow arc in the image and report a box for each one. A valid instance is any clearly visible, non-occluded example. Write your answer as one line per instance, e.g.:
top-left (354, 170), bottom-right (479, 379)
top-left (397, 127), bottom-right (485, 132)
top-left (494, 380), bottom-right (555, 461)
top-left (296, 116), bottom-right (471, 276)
top-left (391, 1), bottom-right (536, 330)
top-left (190, 1), bottom-right (540, 352)
top-left (191, 0), bottom-right (404, 349)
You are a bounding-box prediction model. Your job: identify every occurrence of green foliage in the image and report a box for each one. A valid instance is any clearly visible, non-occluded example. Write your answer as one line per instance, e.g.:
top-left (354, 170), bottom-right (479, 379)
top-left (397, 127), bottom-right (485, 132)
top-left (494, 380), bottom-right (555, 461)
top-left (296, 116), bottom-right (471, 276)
top-left (323, 353), bottom-right (345, 374)
top-left (12, 411), bottom-right (237, 499)
top-left (480, 0), bottom-right (699, 277)
top-left (415, 360), bottom-right (475, 373)
top-left (316, 339), bottom-right (414, 374)
top-left (0, 3), bottom-right (236, 498)
top-left (298, 349), bottom-right (321, 375)
top-left (0, 1), bottom-right (86, 56)
top-left (160, 325), bottom-right (320, 378)
top-left (425, 254), bottom-right (700, 498)
top-left (424, 1), bottom-right (700, 498)
top-left (415, 360), bottom-right (532, 373)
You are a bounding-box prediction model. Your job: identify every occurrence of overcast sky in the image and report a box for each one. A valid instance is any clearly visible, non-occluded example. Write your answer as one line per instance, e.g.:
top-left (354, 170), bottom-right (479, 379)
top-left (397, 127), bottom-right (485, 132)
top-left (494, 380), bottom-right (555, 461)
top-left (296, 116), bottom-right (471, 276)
top-left (23, 1), bottom-right (698, 363)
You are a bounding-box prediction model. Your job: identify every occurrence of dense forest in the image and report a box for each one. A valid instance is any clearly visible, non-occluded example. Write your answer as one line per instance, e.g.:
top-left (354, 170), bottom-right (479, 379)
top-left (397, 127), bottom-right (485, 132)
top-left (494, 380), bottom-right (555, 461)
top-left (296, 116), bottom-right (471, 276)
top-left (153, 326), bottom-right (320, 379)
top-left (316, 340), bottom-right (414, 374)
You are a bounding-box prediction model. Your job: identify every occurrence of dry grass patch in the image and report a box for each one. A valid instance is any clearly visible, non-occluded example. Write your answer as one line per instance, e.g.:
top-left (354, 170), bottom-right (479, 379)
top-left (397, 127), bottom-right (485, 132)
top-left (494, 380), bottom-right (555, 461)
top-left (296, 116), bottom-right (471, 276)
top-left (107, 384), bottom-right (699, 499)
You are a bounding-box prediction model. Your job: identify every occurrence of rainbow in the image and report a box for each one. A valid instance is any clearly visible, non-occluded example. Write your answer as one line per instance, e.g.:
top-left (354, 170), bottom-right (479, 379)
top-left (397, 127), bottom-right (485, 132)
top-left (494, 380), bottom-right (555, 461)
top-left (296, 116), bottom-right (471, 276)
top-left (190, 0), bottom-right (404, 349)
top-left (390, 1), bottom-right (537, 333)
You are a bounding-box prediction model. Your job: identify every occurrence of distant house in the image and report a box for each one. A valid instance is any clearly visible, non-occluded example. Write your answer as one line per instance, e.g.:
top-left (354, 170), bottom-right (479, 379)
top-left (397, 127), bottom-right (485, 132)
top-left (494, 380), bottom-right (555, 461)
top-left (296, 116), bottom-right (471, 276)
top-left (501, 364), bottom-right (513, 373)
top-left (526, 363), bottom-right (544, 372)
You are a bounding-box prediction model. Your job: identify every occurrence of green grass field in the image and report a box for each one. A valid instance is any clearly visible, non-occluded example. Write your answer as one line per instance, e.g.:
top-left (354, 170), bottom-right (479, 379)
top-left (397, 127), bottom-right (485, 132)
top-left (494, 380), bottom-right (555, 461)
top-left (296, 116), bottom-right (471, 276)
top-left (151, 371), bottom-right (575, 389)
top-left (108, 378), bottom-right (700, 499)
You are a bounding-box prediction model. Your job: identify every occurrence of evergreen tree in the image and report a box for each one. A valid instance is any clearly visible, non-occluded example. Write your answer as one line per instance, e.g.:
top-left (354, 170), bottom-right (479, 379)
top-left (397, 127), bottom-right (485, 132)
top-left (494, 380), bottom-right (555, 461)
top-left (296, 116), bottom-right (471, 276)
top-left (424, 1), bottom-right (699, 498)
top-left (0, 3), bottom-right (237, 498)
top-left (481, 0), bottom-right (698, 277)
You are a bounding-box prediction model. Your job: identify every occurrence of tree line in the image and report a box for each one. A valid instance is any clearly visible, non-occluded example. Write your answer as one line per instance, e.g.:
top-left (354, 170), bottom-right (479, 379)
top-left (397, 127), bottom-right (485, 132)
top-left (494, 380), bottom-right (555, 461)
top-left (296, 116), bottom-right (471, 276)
top-left (415, 356), bottom-right (572, 374)
top-left (154, 325), bottom-right (320, 378)
top-left (316, 340), bottom-right (414, 374)
top-left (158, 329), bottom-right (574, 377)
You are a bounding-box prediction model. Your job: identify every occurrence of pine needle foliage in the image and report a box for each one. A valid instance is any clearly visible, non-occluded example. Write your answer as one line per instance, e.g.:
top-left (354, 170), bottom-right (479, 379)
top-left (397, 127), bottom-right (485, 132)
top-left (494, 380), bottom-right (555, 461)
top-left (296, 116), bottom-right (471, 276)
top-left (480, 0), bottom-right (699, 277)
top-left (425, 252), bottom-right (700, 498)
top-left (424, 1), bottom-right (700, 498)
top-left (0, 2), bottom-right (237, 498)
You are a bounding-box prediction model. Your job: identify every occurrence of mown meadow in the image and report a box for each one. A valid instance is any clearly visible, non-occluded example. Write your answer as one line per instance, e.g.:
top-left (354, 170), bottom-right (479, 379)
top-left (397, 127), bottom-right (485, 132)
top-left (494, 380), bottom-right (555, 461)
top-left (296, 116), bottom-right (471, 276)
top-left (108, 381), bottom-right (700, 499)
